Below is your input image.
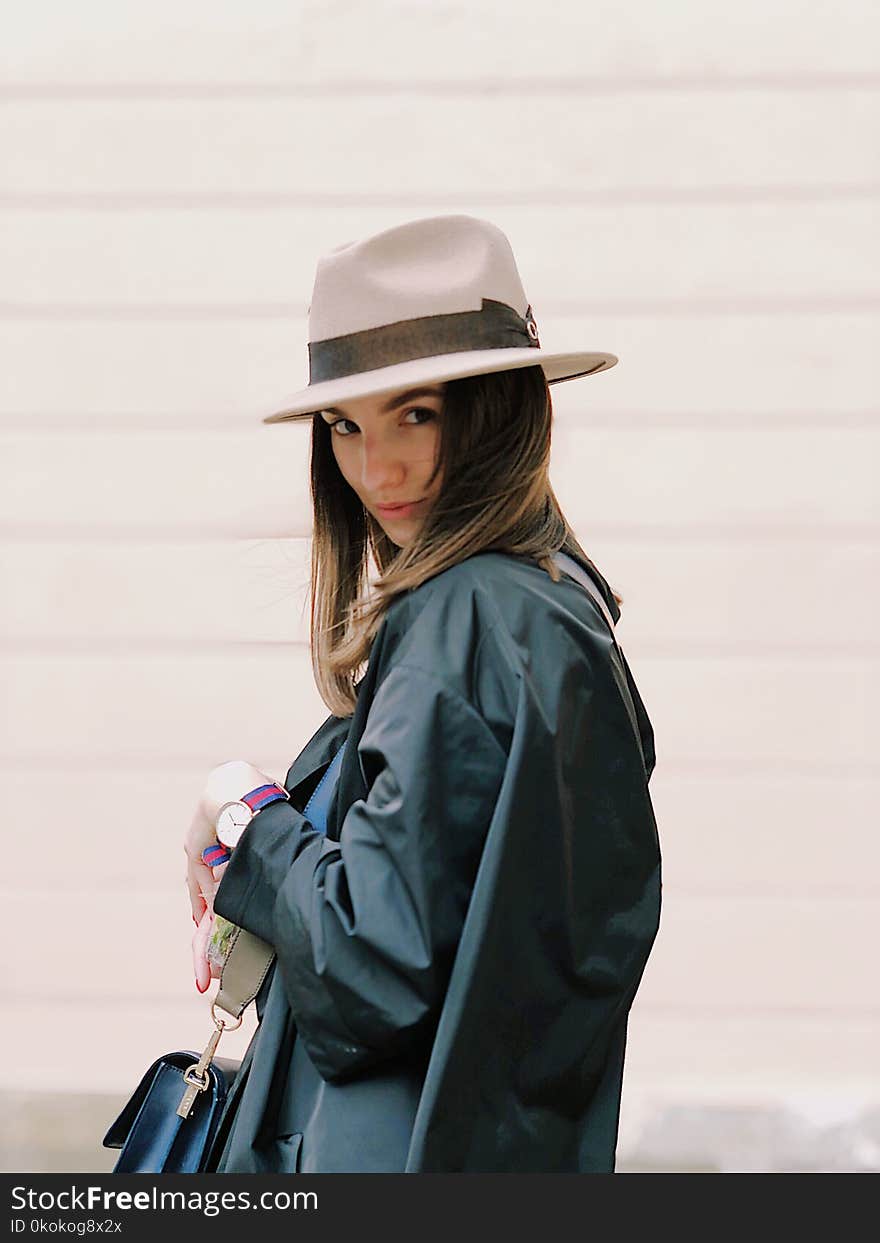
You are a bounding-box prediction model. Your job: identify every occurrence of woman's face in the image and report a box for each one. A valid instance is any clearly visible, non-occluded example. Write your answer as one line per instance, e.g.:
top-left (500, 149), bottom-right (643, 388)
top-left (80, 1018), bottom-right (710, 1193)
top-left (320, 382), bottom-right (446, 547)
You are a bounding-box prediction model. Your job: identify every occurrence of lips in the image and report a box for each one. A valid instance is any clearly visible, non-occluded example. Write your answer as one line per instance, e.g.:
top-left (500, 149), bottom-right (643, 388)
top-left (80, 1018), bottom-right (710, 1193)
top-left (375, 499), bottom-right (422, 514)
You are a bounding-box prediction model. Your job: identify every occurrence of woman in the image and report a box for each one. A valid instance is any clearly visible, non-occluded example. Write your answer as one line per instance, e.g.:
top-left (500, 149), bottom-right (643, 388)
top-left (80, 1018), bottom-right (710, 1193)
top-left (183, 214), bottom-right (662, 1173)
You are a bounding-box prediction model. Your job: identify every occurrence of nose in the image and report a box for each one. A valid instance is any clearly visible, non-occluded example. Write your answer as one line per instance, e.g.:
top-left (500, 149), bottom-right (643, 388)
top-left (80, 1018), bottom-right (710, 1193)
top-left (358, 436), bottom-right (406, 495)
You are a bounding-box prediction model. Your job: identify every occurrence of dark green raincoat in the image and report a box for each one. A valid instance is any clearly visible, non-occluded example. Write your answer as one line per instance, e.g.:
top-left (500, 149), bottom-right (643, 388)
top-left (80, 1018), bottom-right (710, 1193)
top-left (205, 549), bottom-right (661, 1173)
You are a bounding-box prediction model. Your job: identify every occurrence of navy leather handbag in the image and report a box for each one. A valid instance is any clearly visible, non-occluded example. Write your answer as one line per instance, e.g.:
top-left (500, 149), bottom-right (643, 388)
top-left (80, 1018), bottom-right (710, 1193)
top-left (102, 1052), bottom-right (240, 1173)
top-left (102, 742), bottom-right (347, 1173)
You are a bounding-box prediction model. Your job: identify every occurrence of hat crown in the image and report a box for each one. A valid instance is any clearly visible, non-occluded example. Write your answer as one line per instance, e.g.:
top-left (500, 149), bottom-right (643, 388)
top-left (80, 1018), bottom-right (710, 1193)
top-left (308, 215), bottom-right (530, 343)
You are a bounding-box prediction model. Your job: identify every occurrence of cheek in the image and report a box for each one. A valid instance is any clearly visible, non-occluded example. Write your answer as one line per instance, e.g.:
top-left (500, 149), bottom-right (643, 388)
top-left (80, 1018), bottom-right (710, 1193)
top-left (416, 425), bottom-right (442, 472)
top-left (331, 440), bottom-right (358, 488)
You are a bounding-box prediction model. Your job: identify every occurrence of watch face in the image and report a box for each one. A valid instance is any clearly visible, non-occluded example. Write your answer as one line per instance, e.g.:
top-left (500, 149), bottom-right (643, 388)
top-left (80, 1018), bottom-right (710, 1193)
top-left (215, 801), bottom-right (253, 849)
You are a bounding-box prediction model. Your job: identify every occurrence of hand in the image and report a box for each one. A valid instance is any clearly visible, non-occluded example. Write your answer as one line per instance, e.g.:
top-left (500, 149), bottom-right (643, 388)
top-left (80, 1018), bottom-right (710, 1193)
top-left (184, 760), bottom-right (268, 922)
top-left (184, 759), bottom-right (272, 991)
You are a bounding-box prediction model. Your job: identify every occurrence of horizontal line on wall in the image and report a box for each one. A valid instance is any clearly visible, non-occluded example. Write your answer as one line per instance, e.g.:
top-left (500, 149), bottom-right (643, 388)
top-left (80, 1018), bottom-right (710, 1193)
top-left (5, 884), bottom-right (876, 901)
top-left (6, 990), bottom-right (880, 1016)
top-left (2, 523), bottom-right (879, 544)
top-left (3, 411), bottom-right (878, 433)
top-left (2, 185), bottom-right (879, 210)
top-left (2, 73), bottom-right (879, 98)
top-left (0, 637), bottom-right (306, 653)
top-left (9, 887), bottom-right (879, 903)
top-left (3, 296), bottom-right (880, 319)
top-left (665, 885), bottom-right (880, 900)
top-left (1, 756), bottom-right (877, 779)
top-left (656, 771), bottom-right (880, 786)
top-left (0, 298), bottom-right (305, 318)
top-left (2, 637), bottom-right (880, 659)
top-left (639, 1002), bottom-right (880, 1019)
top-left (0, 525), bottom-right (303, 542)
top-left (0, 526), bottom-right (296, 543)
top-left (644, 760), bottom-right (880, 779)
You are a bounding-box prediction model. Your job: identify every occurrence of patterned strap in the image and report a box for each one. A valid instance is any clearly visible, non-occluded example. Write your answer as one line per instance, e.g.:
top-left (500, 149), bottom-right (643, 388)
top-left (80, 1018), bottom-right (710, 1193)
top-left (241, 782), bottom-right (289, 813)
top-left (202, 843), bottom-right (231, 867)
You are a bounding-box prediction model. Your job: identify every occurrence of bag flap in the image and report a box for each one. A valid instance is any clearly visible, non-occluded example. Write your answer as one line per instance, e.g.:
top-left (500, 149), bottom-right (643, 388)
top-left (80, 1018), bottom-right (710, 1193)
top-left (102, 1050), bottom-right (240, 1150)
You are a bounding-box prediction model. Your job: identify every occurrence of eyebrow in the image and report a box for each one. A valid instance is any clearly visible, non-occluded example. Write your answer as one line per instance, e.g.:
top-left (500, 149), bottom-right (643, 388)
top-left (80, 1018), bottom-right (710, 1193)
top-left (320, 385), bottom-right (446, 420)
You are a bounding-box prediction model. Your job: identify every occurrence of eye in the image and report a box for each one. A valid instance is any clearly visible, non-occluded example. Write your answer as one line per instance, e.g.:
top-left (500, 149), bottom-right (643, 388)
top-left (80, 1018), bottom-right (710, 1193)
top-left (402, 406), bottom-right (438, 426)
top-left (328, 418), bottom-right (358, 436)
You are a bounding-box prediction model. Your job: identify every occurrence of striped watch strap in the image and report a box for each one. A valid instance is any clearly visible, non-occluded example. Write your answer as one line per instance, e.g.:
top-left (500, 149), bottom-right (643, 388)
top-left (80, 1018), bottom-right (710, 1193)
top-left (201, 781), bottom-right (288, 865)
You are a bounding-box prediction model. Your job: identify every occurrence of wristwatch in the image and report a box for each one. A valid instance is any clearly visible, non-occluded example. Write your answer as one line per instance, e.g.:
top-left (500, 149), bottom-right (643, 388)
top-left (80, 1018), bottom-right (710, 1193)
top-left (214, 781), bottom-right (290, 849)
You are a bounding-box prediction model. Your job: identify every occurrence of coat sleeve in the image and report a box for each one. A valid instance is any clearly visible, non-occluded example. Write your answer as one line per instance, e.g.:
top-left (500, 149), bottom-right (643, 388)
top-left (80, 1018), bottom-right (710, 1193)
top-left (212, 663), bottom-right (508, 1083)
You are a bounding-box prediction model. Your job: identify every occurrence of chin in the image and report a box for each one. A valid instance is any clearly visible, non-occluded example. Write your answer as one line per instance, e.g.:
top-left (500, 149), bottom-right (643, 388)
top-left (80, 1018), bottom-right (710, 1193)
top-left (380, 521), bottom-right (419, 548)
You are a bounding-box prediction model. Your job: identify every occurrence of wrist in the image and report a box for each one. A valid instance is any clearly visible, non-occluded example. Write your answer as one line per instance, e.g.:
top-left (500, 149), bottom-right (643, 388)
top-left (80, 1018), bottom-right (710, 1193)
top-left (213, 780), bottom-right (289, 852)
top-left (202, 760), bottom-right (269, 826)
top-left (201, 775), bottom-right (289, 867)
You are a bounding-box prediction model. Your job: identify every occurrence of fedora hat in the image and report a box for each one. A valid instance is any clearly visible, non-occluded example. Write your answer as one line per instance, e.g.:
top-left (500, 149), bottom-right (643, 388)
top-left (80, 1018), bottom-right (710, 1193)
top-left (262, 214), bottom-right (618, 424)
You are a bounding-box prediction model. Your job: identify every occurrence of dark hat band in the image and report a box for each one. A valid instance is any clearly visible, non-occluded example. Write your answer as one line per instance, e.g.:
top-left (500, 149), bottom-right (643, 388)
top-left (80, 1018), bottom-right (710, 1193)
top-left (308, 297), bottom-right (540, 385)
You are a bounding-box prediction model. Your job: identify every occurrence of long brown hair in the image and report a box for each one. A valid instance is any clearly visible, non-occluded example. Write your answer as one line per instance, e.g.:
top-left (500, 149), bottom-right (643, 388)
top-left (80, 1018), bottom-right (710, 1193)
top-left (308, 364), bottom-right (622, 717)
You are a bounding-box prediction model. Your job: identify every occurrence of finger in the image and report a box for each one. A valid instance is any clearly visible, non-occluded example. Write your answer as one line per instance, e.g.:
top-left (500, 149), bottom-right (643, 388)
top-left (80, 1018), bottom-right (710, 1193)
top-left (187, 855), bottom-right (217, 922)
top-left (199, 867), bottom-right (220, 913)
top-left (192, 907), bottom-right (213, 992)
top-left (184, 800), bottom-right (215, 916)
top-left (186, 867), bottom-right (207, 924)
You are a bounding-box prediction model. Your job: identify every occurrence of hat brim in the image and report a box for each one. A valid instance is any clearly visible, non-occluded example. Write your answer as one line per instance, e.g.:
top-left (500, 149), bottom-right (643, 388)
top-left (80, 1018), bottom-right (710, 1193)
top-left (261, 347), bottom-right (618, 424)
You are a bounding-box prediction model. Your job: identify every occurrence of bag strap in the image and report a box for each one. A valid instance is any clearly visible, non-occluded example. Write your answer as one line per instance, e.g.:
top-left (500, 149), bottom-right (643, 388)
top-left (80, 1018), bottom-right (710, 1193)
top-left (301, 738), bottom-right (348, 831)
top-left (213, 741), bottom-right (348, 1021)
top-left (551, 551), bottom-right (647, 777)
top-left (552, 550), bottom-right (619, 637)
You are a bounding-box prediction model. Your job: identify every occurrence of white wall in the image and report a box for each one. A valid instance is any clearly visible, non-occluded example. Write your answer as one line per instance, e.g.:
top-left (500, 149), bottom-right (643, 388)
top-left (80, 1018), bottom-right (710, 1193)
top-left (2, 0), bottom-right (878, 1171)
